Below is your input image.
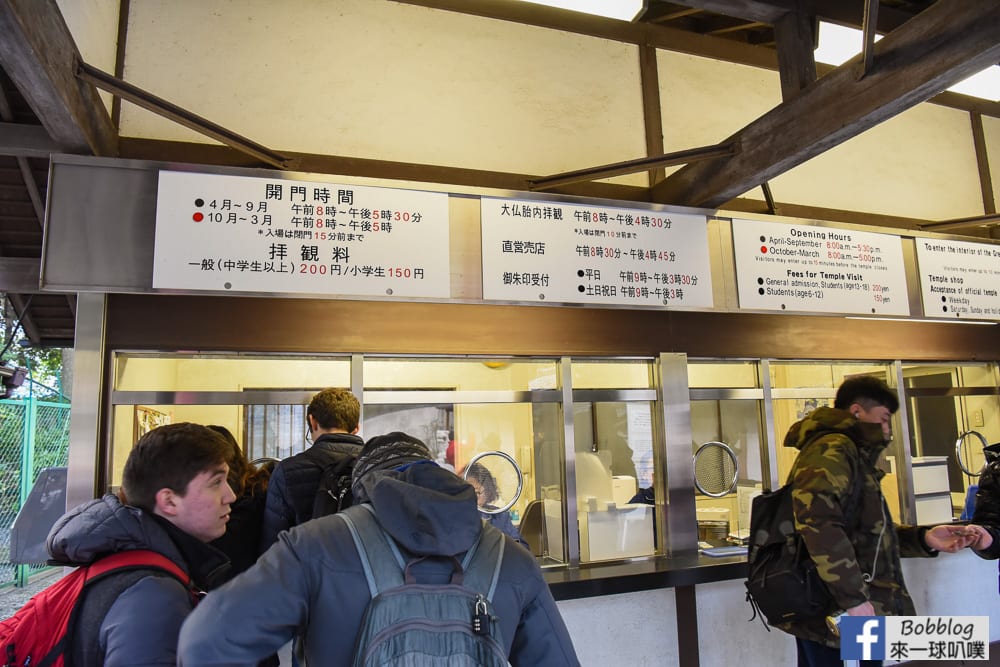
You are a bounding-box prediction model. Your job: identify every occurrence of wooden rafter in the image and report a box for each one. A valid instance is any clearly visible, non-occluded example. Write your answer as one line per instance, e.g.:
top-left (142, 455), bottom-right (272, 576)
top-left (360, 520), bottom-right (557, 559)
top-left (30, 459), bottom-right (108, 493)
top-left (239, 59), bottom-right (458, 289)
top-left (0, 0), bottom-right (118, 156)
top-left (652, 0), bottom-right (1000, 208)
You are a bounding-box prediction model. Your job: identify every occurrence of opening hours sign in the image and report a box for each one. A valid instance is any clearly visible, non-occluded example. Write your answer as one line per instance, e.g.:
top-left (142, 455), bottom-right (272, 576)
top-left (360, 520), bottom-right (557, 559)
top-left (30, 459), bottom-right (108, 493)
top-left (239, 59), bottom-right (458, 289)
top-left (732, 218), bottom-right (909, 316)
top-left (152, 171), bottom-right (450, 298)
top-left (480, 197), bottom-right (714, 308)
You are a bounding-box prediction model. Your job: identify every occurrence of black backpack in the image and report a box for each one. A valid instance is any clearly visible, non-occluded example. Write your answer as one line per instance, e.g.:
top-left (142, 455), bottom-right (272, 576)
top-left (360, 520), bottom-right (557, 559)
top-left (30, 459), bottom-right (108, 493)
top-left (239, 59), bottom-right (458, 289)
top-left (311, 453), bottom-right (356, 519)
top-left (745, 434), bottom-right (862, 629)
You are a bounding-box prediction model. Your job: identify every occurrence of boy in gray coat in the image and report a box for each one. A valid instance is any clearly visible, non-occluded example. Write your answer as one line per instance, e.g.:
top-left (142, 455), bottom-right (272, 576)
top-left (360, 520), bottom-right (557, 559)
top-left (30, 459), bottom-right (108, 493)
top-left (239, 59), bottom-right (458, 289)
top-left (46, 422), bottom-right (236, 667)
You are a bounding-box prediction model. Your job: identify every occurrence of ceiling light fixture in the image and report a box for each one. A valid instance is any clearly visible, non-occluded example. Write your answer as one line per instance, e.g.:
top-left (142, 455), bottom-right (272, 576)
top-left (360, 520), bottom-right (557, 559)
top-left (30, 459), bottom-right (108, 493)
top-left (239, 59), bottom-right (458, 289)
top-left (514, 0), bottom-right (645, 22)
top-left (815, 21), bottom-right (999, 102)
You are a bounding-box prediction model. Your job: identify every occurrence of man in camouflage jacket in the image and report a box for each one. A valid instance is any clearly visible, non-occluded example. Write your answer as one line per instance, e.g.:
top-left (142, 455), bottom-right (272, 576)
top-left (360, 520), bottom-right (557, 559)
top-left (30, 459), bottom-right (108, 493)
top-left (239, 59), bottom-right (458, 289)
top-left (781, 376), bottom-right (975, 666)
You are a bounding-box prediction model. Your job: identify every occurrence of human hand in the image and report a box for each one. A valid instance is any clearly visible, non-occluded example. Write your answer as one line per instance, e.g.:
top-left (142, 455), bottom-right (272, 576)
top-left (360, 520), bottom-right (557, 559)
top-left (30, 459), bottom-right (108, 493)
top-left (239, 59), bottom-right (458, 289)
top-left (958, 524), bottom-right (994, 551)
top-left (847, 601), bottom-right (875, 616)
top-left (924, 524), bottom-right (977, 552)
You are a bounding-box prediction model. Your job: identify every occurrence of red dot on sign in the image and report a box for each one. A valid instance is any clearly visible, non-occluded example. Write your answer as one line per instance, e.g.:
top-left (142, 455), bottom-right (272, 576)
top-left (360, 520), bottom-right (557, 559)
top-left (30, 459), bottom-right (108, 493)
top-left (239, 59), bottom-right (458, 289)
top-left (193, 212), bottom-right (204, 222)
top-left (760, 245), bottom-right (767, 254)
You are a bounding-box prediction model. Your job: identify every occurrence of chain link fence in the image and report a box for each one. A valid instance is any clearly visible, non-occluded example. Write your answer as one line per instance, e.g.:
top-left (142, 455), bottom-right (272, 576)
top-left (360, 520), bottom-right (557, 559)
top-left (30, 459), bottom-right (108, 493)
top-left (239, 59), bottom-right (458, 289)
top-left (0, 397), bottom-right (71, 587)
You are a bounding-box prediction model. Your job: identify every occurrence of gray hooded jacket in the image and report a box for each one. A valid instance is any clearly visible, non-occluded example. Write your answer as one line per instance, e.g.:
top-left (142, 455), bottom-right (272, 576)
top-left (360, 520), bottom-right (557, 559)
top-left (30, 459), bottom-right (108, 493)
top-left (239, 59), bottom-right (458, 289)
top-left (178, 462), bottom-right (580, 666)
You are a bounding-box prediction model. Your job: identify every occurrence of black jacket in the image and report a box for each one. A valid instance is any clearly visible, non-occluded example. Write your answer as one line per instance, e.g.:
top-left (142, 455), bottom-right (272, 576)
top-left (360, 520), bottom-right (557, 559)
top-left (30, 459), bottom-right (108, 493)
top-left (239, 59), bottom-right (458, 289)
top-left (972, 443), bottom-right (1000, 561)
top-left (211, 490), bottom-right (267, 582)
top-left (259, 432), bottom-right (363, 551)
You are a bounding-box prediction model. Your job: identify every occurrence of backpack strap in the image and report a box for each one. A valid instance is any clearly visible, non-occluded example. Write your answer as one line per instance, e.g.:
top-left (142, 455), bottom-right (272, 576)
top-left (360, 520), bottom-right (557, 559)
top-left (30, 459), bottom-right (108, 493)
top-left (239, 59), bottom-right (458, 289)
top-left (66, 550), bottom-right (194, 667)
top-left (339, 504), bottom-right (505, 600)
top-left (84, 549), bottom-right (190, 586)
top-left (459, 521), bottom-right (505, 601)
top-left (339, 504), bottom-right (407, 597)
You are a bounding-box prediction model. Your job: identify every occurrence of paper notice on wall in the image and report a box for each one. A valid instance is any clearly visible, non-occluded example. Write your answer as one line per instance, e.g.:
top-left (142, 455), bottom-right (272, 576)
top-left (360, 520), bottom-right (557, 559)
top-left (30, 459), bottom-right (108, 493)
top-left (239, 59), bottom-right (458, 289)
top-left (481, 197), bottom-right (713, 308)
top-left (153, 170), bottom-right (450, 298)
top-left (732, 218), bottom-right (909, 316)
top-left (915, 238), bottom-right (1000, 320)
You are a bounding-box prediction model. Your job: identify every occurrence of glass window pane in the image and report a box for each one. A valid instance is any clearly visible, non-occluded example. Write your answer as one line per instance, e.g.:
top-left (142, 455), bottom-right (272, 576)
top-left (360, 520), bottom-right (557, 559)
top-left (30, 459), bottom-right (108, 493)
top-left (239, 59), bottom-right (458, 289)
top-left (691, 399), bottom-right (765, 543)
top-left (688, 361), bottom-right (758, 388)
top-left (903, 362), bottom-right (1000, 522)
top-left (113, 353), bottom-right (351, 391)
top-left (362, 400), bottom-right (567, 566)
top-left (364, 358), bottom-right (559, 391)
top-left (574, 401), bottom-right (656, 563)
top-left (570, 359), bottom-right (652, 389)
top-left (768, 361), bottom-right (890, 389)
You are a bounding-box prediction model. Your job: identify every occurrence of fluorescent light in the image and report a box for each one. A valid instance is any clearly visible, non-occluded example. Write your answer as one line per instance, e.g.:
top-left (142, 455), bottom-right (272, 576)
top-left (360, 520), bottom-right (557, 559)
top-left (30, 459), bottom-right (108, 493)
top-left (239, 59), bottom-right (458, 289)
top-left (514, 0), bottom-right (645, 21)
top-left (815, 21), bottom-right (999, 102)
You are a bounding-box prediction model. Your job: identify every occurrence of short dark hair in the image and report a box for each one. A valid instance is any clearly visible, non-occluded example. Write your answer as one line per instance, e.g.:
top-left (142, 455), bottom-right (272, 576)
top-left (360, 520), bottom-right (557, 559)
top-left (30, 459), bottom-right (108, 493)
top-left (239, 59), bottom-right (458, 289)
top-left (834, 376), bottom-right (899, 413)
top-left (463, 462), bottom-right (498, 504)
top-left (122, 423), bottom-right (231, 512)
top-left (307, 388), bottom-right (360, 431)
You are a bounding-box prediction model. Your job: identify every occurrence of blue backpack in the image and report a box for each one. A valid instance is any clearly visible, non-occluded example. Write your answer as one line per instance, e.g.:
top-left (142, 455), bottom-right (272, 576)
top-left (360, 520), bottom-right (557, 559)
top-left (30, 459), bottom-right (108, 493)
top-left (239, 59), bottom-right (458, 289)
top-left (338, 504), bottom-right (507, 667)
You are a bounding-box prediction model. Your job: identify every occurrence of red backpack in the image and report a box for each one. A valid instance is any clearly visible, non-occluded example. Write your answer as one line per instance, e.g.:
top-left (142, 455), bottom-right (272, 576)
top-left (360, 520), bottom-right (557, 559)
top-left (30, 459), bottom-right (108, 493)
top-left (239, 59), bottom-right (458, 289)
top-left (0, 549), bottom-right (190, 667)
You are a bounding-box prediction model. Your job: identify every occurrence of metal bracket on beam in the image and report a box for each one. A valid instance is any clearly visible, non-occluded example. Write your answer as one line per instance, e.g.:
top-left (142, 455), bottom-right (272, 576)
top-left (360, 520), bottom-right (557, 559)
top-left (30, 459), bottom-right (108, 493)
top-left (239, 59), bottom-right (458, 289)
top-left (75, 60), bottom-right (297, 171)
top-left (761, 181), bottom-right (777, 214)
top-left (918, 213), bottom-right (1000, 233)
top-left (528, 142), bottom-right (738, 191)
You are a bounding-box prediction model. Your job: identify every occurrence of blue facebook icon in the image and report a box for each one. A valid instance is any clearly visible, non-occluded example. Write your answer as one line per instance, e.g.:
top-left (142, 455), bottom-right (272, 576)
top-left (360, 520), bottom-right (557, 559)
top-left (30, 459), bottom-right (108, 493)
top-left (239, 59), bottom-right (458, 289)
top-left (841, 617), bottom-right (886, 660)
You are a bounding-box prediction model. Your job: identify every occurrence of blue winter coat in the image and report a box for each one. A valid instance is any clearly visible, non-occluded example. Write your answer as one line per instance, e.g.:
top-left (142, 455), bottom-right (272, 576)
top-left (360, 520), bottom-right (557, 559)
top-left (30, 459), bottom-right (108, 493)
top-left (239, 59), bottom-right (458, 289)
top-left (46, 494), bottom-right (229, 667)
top-left (179, 462), bottom-right (580, 666)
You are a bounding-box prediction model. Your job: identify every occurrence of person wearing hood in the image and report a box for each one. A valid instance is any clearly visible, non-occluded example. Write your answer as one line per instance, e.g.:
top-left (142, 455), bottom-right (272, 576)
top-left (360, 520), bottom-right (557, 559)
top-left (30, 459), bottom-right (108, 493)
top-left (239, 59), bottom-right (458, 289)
top-left (178, 431), bottom-right (580, 666)
top-left (46, 422), bottom-right (236, 667)
top-left (780, 376), bottom-right (975, 667)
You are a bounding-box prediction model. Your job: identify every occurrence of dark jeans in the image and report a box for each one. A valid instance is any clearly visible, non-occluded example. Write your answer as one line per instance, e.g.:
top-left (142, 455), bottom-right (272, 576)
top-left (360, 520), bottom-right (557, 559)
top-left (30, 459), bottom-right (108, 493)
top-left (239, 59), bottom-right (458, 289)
top-left (796, 637), bottom-right (882, 667)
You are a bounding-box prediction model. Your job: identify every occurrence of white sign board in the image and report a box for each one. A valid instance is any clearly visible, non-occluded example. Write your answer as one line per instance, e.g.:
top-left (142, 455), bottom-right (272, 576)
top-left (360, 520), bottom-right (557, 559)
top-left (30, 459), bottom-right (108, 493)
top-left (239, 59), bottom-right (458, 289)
top-left (915, 238), bottom-right (1000, 320)
top-left (481, 197), bottom-right (713, 308)
top-left (153, 171), bottom-right (450, 298)
top-left (732, 219), bottom-right (909, 316)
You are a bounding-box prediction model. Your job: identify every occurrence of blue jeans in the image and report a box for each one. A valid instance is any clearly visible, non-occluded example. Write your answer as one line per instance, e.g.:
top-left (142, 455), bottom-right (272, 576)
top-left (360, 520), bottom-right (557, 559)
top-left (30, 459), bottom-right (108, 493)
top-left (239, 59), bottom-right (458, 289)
top-left (796, 637), bottom-right (882, 667)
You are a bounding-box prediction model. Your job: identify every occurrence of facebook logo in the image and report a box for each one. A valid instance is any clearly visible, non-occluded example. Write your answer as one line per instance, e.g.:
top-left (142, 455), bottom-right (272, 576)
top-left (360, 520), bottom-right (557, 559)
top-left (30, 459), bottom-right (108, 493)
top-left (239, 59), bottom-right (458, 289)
top-left (841, 617), bottom-right (886, 660)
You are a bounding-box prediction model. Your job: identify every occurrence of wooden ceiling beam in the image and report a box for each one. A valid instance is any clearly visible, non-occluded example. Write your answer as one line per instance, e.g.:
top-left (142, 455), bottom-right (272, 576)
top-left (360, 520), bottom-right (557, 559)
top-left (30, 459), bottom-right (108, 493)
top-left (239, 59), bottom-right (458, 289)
top-left (0, 122), bottom-right (61, 158)
top-left (811, 0), bottom-right (920, 33)
top-left (651, 0), bottom-right (1000, 208)
top-left (649, 0), bottom-right (793, 24)
top-left (641, 5), bottom-right (702, 23)
top-left (0, 256), bottom-right (39, 292)
top-left (5, 292), bottom-right (40, 345)
top-left (773, 5), bottom-right (817, 100)
top-left (0, 0), bottom-right (118, 156)
top-left (390, 0), bottom-right (778, 69)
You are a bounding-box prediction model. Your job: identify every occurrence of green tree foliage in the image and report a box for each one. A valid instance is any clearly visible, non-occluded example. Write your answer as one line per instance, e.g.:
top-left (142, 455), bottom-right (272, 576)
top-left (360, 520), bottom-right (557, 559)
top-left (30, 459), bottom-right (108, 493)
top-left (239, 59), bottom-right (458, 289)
top-left (1, 295), bottom-right (66, 400)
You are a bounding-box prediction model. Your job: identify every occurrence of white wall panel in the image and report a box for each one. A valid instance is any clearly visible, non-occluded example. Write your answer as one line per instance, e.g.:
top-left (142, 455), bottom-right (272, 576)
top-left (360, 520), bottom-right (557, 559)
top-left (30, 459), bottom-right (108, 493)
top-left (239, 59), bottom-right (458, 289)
top-left (56, 0), bottom-right (120, 113)
top-left (656, 52), bottom-right (988, 220)
top-left (696, 578), bottom-right (797, 665)
top-left (773, 103), bottom-right (984, 220)
top-left (557, 588), bottom-right (678, 666)
top-left (657, 51), bottom-right (779, 194)
top-left (984, 115), bottom-right (1000, 215)
top-left (120, 0), bottom-right (646, 185)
